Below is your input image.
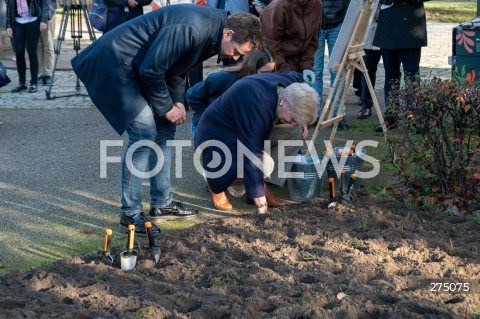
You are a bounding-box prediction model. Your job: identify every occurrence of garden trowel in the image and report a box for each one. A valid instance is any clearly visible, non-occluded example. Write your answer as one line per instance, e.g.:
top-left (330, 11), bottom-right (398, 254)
top-left (120, 225), bottom-right (138, 272)
top-left (343, 174), bottom-right (357, 202)
top-left (145, 221), bottom-right (161, 264)
top-left (328, 177), bottom-right (337, 208)
top-left (102, 228), bottom-right (114, 266)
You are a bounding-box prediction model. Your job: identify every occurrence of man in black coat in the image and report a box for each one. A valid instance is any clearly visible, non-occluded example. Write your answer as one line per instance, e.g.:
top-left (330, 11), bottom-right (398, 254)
top-left (71, 5), bottom-right (263, 236)
top-left (373, 0), bottom-right (428, 131)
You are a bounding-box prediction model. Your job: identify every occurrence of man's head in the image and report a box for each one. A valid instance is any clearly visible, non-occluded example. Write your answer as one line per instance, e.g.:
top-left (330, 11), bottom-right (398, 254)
top-left (220, 13), bottom-right (263, 61)
top-left (277, 83), bottom-right (319, 127)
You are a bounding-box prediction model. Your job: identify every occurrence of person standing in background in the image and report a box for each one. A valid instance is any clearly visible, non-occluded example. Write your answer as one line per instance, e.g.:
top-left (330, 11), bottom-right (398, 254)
top-left (103, 0), bottom-right (151, 33)
top-left (37, 0), bottom-right (56, 85)
top-left (312, 0), bottom-right (350, 129)
top-left (206, 0), bottom-right (249, 15)
top-left (260, 0), bottom-right (322, 84)
top-left (6, 0), bottom-right (48, 93)
top-left (357, 1), bottom-right (381, 120)
top-left (373, 0), bottom-right (428, 132)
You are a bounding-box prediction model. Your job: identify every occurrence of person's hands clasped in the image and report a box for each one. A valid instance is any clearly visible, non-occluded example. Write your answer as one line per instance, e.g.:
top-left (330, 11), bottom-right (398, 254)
top-left (166, 102), bottom-right (186, 125)
top-left (40, 22), bottom-right (47, 32)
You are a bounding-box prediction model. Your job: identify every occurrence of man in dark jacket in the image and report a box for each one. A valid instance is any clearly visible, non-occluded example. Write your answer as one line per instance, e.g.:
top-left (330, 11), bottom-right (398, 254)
top-left (71, 5), bottom-right (263, 236)
top-left (260, 0), bottom-right (322, 82)
top-left (313, 0), bottom-right (350, 128)
top-left (194, 72), bottom-right (319, 214)
top-left (104, 0), bottom-right (151, 33)
top-left (373, 0), bottom-right (428, 131)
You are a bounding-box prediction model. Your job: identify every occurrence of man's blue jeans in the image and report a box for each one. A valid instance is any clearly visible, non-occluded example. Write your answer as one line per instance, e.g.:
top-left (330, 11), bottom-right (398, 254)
top-left (121, 105), bottom-right (176, 216)
top-left (313, 24), bottom-right (345, 118)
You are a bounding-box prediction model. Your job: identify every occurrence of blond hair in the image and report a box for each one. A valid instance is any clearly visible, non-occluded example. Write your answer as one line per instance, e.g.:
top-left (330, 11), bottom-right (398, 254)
top-left (280, 83), bottom-right (319, 126)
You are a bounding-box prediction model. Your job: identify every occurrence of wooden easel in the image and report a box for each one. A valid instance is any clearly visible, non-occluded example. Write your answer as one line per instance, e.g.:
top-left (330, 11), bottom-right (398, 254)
top-left (309, 0), bottom-right (386, 151)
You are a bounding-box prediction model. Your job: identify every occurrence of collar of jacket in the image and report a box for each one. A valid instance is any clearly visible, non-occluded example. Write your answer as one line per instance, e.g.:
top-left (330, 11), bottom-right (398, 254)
top-left (214, 11), bottom-right (228, 63)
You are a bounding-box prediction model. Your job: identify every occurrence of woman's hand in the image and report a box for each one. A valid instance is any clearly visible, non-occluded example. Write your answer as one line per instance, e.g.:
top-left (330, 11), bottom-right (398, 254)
top-left (302, 125), bottom-right (308, 140)
top-left (40, 22), bottom-right (47, 32)
top-left (253, 196), bottom-right (268, 214)
top-left (6, 28), bottom-right (13, 38)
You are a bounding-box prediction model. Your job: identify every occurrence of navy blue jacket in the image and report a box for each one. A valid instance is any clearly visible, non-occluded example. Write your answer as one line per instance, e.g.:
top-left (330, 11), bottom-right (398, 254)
top-left (194, 71), bottom-right (303, 198)
top-left (186, 70), bottom-right (240, 128)
top-left (71, 5), bottom-right (226, 135)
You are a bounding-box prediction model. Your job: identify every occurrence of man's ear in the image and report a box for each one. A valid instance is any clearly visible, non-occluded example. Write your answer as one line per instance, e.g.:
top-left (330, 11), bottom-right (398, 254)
top-left (223, 28), bottom-right (234, 39)
top-left (280, 96), bottom-right (288, 107)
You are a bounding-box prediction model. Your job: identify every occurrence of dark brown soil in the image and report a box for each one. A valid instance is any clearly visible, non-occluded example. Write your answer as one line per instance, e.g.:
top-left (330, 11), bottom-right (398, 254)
top-left (0, 193), bottom-right (479, 319)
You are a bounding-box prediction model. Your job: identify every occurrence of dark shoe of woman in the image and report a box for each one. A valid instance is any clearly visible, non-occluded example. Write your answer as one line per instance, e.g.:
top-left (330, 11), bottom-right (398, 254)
top-left (28, 85), bottom-right (38, 93)
top-left (11, 84), bottom-right (27, 93)
top-left (357, 107), bottom-right (372, 119)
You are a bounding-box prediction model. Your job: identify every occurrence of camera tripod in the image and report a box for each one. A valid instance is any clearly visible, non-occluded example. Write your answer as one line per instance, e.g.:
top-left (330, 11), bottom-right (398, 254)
top-left (45, 0), bottom-right (97, 100)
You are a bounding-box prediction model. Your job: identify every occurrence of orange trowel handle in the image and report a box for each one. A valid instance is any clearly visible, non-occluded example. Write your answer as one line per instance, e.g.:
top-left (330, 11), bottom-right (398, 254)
top-left (127, 225), bottom-right (135, 254)
top-left (103, 229), bottom-right (112, 253)
top-left (328, 177), bottom-right (335, 199)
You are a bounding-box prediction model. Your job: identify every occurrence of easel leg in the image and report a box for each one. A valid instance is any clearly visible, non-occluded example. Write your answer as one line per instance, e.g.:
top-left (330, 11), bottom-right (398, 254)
top-left (359, 56), bottom-right (387, 135)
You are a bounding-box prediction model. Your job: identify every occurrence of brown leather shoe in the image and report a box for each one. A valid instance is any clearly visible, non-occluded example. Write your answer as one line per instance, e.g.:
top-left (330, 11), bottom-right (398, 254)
top-left (206, 185), bottom-right (233, 211)
top-left (246, 184), bottom-right (289, 207)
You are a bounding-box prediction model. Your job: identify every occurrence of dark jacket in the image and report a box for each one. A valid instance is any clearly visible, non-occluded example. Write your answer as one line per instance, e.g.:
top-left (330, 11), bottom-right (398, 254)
top-left (373, 0), bottom-right (428, 50)
top-left (186, 70), bottom-right (240, 127)
top-left (6, 0), bottom-right (48, 28)
top-left (322, 0), bottom-right (349, 30)
top-left (71, 5), bottom-right (226, 135)
top-left (194, 71), bottom-right (303, 198)
top-left (260, 0), bottom-right (322, 72)
top-left (104, 0), bottom-right (151, 33)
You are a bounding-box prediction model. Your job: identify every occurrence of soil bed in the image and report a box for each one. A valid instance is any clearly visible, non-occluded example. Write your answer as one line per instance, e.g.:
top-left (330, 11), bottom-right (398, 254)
top-left (1, 192), bottom-right (479, 319)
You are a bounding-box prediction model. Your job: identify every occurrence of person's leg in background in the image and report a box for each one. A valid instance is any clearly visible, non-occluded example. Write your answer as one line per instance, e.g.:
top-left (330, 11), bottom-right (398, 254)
top-left (379, 48), bottom-right (401, 129)
top-left (184, 63), bottom-right (203, 110)
top-left (37, 14), bottom-right (56, 85)
top-left (358, 49), bottom-right (381, 119)
top-left (313, 28), bottom-right (327, 120)
top-left (352, 68), bottom-right (362, 104)
top-left (24, 20), bottom-right (41, 92)
top-left (11, 23), bottom-right (28, 92)
top-left (325, 24), bottom-right (348, 129)
top-left (313, 24), bottom-right (347, 128)
top-left (399, 47), bottom-right (421, 85)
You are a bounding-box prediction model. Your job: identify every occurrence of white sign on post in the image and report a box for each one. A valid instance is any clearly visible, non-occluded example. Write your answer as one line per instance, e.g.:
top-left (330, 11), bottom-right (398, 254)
top-left (327, 0), bottom-right (368, 70)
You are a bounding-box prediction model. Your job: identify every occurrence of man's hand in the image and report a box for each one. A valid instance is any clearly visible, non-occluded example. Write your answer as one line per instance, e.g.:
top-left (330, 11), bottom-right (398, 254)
top-left (165, 102), bottom-right (186, 125)
top-left (40, 22), bottom-right (47, 32)
top-left (6, 28), bottom-right (13, 37)
top-left (128, 0), bottom-right (138, 7)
